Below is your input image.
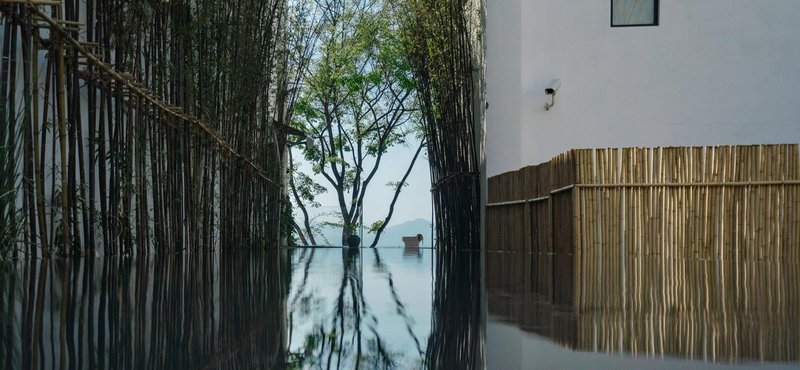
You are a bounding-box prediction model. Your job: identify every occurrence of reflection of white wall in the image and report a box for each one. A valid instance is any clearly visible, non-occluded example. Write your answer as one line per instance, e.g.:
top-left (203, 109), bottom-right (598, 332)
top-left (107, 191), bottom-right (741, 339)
top-left (486, 0), bottom-right (800, 176)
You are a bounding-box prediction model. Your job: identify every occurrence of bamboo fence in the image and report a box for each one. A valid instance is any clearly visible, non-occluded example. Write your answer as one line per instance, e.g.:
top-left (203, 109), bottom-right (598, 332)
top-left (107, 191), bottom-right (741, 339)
top-left (1, 0), bottom-right (293, 257)
top-left (486, 144), bottom-right (800, 362)
top-left (487, 144), bottom-right (800, 259)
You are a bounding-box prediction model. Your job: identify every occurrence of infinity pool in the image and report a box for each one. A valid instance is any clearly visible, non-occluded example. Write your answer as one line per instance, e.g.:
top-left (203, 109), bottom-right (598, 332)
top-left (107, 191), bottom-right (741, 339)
top-left (1, 248), bottom-right (797, 369)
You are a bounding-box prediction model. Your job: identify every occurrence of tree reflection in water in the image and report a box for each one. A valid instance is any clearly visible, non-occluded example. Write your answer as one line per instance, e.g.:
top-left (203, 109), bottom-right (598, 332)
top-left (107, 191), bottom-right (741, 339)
top-left (285, 247), bottom-right (485, 370)
top-left (286, 248), bottom-right (424, 369)
top-left (1, 246), bottom-right (487, 369)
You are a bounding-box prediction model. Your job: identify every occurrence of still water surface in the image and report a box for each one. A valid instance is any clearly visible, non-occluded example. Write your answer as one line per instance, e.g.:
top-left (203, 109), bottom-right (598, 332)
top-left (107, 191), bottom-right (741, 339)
top-left (486, 251), bottom-right (800, 370)
top-left (1, 247), bottom-right (798, 369)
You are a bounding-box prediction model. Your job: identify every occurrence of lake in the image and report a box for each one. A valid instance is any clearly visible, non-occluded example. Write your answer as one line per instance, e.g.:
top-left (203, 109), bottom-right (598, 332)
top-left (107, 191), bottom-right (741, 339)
top-left (1, 247), bottom-right (797, 369)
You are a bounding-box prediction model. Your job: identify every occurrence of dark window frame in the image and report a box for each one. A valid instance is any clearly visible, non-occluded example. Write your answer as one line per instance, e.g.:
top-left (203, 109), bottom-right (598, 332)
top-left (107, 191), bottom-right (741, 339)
top-left (611, 0), bottom-right (659, 27)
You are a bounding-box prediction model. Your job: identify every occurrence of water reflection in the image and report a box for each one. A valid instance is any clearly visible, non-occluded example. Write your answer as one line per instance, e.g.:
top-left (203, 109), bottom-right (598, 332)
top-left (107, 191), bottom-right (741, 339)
top-left (487, 251), bottom-right (800, 366)
top-left (425, 250), bottom-right (483, 369)
top-left (286, 247), bottom-right (422, 368)
top-left (0, 247), bottom-right (484, 369)
top-left (0, 251), bottom-right (288, 369)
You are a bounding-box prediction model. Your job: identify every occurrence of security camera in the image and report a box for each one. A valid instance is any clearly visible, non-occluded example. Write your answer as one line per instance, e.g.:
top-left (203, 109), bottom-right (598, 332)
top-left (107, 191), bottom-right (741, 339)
top-left (544, 79), bottom-right (561, 111)
top-left (545, 79), bottom-right (561, 95)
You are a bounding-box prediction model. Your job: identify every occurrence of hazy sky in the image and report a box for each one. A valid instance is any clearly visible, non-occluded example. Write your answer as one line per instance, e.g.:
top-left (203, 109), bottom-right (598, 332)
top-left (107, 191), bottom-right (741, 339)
top-left (292, 136), bottom-right (433, 230)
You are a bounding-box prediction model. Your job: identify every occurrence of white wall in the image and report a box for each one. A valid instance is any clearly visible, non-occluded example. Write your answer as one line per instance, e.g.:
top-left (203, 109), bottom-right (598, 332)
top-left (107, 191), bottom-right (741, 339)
top-left (485, 0), bottom-right (522, 176)
top-left (487, 0), bottom-right (800, 176)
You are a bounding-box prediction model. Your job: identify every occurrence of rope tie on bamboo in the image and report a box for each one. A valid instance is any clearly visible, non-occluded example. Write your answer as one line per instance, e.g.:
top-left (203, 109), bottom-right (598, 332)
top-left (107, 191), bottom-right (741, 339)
top-left (429, 172), bottom-right (480, 192)
top-left (19, 2), bottom-right (281, 188)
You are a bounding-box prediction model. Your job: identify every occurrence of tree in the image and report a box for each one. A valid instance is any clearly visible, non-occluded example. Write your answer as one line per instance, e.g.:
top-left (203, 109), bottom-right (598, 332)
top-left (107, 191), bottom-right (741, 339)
top-left (290, 0), bottom-right (423, 245)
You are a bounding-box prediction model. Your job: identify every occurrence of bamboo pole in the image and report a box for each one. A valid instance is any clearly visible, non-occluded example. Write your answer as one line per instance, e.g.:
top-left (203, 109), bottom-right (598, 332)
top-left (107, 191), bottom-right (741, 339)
top-left (54, 9), bottom-right (70, 250)
top-left (32, 26), bottom-right (48, 254)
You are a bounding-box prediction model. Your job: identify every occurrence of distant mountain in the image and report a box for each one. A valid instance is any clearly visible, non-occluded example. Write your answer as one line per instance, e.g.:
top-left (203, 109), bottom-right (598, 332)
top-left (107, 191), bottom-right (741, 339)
top-left (307, 218), bottom-right (432, 247)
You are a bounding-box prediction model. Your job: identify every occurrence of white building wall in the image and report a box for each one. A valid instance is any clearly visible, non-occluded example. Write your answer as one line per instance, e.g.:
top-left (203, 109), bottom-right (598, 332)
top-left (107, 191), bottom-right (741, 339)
top-left (485, 0), bottom-right (522, 176)
top-left (487, 0), bottom-right (800, 176)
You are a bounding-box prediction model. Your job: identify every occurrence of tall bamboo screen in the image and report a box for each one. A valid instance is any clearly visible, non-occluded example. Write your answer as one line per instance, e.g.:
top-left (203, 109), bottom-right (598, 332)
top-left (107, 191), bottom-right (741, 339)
top-left (1, 1), bottom-right (291, 257)
top-left (403, 0), bottom-right (484, 249)
top-left (487, 144), bottom-right (800, 259)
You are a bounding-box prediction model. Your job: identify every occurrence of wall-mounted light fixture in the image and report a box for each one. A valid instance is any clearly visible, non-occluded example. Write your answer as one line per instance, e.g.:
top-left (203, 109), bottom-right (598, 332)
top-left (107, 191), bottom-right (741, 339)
top-left (544, 79), bottom-right (561, 111)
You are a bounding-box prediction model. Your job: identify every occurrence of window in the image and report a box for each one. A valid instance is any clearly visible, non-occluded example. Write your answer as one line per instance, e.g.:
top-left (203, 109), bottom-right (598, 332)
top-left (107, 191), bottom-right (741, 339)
top-left (611, 0), bottom-right (659, 27)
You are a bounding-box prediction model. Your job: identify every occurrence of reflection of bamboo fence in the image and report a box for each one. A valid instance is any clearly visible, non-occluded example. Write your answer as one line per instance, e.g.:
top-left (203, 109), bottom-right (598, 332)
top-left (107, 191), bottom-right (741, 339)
top-left (426, 250), bottom-right (484, 368)
top-left (0, 251), bottom-right (288, 369)
top-left (486, 252), bottom-right (800, 363)
top-left (573, 254), bottom-right (800, 362)
top-left (487, 144), bottom-right (800, 363)
top-left (488, 144), bottom-right (800, 258)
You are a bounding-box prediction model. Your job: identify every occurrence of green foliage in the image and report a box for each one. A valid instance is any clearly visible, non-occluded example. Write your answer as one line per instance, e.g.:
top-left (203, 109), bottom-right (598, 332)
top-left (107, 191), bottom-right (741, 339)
top-left (0, 207), bottom-right (22, 262)
top-left (320, 219), bottom-right (358, 235)
top-left (386, 180), bottom-right (408, 191)
top-left (282, 196), bottom-right (298, 247)
top-left (292, 167), bottom-right (327, 208)
top-left (289, 0), bottom-right (423, 241)
top-left (0, 118), bottom-right (22, 260)
top-left (367, 220), bottom-right (384, 234)
top-left (292, 0), bottom-right (418, 175)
